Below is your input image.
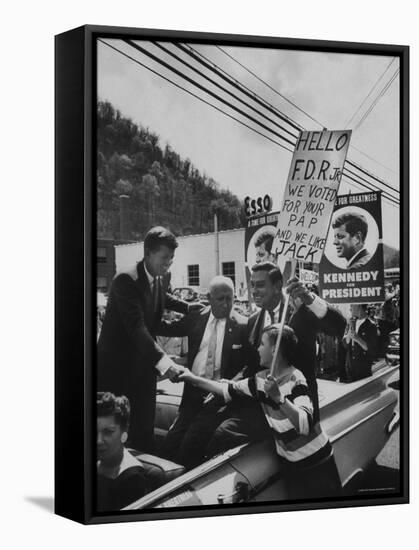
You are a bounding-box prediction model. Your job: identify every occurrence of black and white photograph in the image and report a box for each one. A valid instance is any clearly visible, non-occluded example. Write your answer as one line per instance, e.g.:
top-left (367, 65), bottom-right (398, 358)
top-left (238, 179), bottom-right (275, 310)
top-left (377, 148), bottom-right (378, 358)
top-left (91, 29), bottom-right (406, 518)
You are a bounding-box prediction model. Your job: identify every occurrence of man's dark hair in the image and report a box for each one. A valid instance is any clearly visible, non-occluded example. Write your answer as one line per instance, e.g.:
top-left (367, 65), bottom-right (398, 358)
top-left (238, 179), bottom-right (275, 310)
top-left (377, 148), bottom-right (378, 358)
top-left (144, 226), bottom-right (178, 254)
top-left (251, 261), bottom-right (283, 288)
top-left (262, 325), bottom-right (298, 365)
top-left (332, 212), bottom-right (368, 242)
top-left (97, 392), bottom-right (130, 432)
top-left (255, 231), bottom-right (274, 253)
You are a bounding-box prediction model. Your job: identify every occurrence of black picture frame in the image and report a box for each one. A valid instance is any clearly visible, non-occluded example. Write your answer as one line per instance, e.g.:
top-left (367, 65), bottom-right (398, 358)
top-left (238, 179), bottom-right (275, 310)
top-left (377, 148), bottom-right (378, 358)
top-left (55, 24), bottom-right (409, 524)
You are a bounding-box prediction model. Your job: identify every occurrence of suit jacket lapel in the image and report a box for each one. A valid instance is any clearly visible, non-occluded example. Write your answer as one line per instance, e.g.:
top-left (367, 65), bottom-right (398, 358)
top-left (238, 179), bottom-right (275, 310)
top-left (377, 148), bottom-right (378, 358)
top-left (250, 309), bottom-right (265, 349)
top-left (136, 261), bottom-right (153, 321)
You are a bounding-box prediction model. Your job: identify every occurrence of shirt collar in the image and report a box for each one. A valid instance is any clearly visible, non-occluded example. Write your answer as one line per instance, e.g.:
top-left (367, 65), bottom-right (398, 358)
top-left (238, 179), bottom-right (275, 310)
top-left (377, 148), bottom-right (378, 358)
top-left (97, 448), bottom-right (141, 478)
top-left (273, 301), bottom-right (283, 314)
top-left (208, 312), bottom-right (227, 325)
top-left (118, 448), bottom-right (142, 475)
top-left (143, 263), bottom-right (154, 286)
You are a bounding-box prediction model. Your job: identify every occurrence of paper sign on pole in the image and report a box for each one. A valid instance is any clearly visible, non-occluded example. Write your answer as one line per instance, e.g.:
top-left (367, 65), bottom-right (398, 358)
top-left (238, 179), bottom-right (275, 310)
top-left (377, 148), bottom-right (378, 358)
top-left (272, 130), bottom-right (352, 264)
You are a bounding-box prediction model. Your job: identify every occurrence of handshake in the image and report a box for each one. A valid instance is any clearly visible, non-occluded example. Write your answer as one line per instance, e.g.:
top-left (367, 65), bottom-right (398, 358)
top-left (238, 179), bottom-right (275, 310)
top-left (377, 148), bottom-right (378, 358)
top-left (165, 355), bottom-right (188, 383)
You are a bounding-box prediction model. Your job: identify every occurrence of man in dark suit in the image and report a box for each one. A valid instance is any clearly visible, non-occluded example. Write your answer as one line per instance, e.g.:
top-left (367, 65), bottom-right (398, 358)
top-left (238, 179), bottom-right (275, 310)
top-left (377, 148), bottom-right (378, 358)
top-left (158, 276), bottom-right (259, 469)
top-left (342, 304), bottom-right (378, 382)
top-left (206, 262), bottom-right (347, 457)
top-left (97, 226), bottom-right (198, 453)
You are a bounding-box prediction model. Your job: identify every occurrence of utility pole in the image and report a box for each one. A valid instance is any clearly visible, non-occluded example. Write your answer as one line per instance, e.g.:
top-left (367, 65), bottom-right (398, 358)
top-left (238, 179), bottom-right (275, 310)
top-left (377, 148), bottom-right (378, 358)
top-left (119, 194), bottom-right (130, 240)
top-left (214, 212), bottom-right (220, 276)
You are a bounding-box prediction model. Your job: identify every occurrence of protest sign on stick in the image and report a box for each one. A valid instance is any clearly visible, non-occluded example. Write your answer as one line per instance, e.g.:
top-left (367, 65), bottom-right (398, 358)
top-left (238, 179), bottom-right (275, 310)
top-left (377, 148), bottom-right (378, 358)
top-left (270, 129), bottom-right (351, 376)
top-left (272, 130), bottom-right (352, 265)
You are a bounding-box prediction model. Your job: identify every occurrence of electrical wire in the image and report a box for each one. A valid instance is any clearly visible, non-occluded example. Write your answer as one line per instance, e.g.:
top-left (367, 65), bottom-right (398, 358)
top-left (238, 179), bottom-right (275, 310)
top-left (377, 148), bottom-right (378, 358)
top-left (342, 171), bottom-right (399, 206)
top-left (211, 43), bottom-right (400, 195)
top-left (124, 39), bottom-right (296, 147)
top-left (98, 39), bottom-right (294, 154)
top-left (344, 58), bottom-right (396, 128)
top-left (181, 43), bottom-right (305, 132)
top-left (101, 39), bottom-right (399, 205)
top-left (341, 176), bottom-right (399, 209)
top-left (354, 69), bottom-right (400, 131)
top-left (344, 167), bottom-right (399, 202)
top-left (177, 42), bottom-right (400, 200)
top-left (345, 160), bottom-right (398, 195)
top-left (152, 41), bottom-right (298, 140)
top-left (349, 144), bottom-right (398, 176)
top-left (215, 44), bottom-right (324, 129)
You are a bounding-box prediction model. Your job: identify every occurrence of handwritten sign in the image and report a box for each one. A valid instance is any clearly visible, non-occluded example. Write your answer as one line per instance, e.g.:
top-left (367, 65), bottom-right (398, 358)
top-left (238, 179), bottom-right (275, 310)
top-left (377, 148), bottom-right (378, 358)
top-left (272, 130), bottom-right (352, 264)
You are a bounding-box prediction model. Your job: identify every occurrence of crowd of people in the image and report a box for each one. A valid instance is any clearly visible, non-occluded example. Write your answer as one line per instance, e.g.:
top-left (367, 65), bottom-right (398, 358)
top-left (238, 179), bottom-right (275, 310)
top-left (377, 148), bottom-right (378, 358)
top-left (96, 224), bottom-right (398, 511)
top-left (317, 281), bottom-right (400, 382)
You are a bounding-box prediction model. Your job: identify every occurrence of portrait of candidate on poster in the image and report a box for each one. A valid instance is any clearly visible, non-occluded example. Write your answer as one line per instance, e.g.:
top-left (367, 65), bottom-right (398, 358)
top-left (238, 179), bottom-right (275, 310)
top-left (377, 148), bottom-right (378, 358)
top-left (55, 25), bottom-right (409, 525)
top-left (319, 192), bottom-right (385, 304)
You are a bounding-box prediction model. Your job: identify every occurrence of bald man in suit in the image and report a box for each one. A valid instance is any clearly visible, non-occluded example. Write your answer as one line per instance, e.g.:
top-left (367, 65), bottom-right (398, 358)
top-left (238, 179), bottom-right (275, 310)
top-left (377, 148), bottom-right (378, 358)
top-left (158, 276), bottom-right (259, 469)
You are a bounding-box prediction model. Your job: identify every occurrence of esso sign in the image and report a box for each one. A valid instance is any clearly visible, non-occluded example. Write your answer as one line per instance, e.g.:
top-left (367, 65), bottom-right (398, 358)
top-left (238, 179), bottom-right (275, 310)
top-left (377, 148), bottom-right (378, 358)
top-left (244, 195), bottom-right (273, 218)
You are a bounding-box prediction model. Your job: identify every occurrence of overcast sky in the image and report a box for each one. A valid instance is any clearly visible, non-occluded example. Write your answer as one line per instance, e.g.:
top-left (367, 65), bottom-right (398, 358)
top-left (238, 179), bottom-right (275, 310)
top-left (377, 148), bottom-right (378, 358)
top-left (97, 39), bottom-right (400, 248)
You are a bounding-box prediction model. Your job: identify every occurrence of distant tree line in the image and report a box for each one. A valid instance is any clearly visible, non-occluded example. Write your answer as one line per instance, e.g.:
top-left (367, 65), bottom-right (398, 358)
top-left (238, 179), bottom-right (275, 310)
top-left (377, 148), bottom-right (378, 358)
top-left (97, 101), bottom-right (245, 240)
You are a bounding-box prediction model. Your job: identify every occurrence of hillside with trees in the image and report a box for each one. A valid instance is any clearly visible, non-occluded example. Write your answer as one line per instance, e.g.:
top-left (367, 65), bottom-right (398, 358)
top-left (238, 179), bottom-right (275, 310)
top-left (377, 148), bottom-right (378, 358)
top-left (97, 101), bottom-right (245, 240)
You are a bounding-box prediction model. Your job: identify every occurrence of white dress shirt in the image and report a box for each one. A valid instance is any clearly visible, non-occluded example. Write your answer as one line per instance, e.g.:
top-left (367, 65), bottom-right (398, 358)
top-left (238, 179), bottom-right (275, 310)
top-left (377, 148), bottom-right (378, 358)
top-left (192, 313), bottom-right (227, 379)
top-left (263, 301), bottom-right (284, 328)
top-left (263, 294), bottom-right (328, 329)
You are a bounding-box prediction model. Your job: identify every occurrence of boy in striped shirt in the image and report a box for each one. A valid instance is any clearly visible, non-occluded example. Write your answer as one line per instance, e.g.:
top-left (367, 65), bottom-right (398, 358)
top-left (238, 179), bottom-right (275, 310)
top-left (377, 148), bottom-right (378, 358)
top-left (178, 324), bottom-right (342, 499)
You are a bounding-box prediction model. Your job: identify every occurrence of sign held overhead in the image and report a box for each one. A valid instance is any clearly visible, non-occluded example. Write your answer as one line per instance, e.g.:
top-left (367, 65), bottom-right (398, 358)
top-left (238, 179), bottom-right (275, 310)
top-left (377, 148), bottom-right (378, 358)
top-left (272, 129), bottom-right (352, 264)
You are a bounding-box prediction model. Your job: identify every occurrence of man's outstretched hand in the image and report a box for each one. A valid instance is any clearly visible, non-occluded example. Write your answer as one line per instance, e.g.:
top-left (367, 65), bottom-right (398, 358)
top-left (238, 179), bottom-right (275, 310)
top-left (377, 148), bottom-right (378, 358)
top-left (188, 302), bottom-right (205, 313)
top-left (285, 276), bottom-right (314, 305)
top-left (166, 363), bottom-right (186, 383)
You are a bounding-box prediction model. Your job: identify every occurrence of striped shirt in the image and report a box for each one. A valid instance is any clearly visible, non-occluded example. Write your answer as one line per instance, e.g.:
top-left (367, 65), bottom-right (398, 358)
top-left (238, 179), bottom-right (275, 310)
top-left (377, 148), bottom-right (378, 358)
top-left (223, 367), bottom-right (330, 464)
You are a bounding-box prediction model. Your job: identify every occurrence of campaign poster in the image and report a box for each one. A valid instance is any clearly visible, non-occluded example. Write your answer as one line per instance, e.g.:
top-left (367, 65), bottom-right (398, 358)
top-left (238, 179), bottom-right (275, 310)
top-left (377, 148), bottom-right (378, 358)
top-left (244, 211), bottom-right (279, 301)
top-left (272, 130), bottom-right (352, 264)
top-left (299, 268), bottom-right (319, 287)
top-left (319, 192), bottom-right (384, 304)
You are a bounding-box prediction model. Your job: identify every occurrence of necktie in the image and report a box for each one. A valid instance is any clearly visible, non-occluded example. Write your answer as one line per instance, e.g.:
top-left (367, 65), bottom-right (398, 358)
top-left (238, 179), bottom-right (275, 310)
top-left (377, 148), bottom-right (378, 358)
top-left (268, 310), bottom-right (276, 325)
top-left (205, 319), bottom-right (219, 379)
top-left (153, 276), bottom-right (161, 314)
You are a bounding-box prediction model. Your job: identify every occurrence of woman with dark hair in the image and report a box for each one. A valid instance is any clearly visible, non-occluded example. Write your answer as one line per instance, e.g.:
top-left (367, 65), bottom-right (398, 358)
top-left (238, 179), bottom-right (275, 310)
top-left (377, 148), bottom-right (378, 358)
top-left (96, 392), bottom-right (151, 511)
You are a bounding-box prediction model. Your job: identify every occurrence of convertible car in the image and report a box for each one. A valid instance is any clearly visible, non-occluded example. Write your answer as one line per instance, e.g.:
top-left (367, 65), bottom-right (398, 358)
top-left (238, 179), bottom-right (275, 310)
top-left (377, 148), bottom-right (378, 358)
top-left (122, 360), bottom-right (399, 510)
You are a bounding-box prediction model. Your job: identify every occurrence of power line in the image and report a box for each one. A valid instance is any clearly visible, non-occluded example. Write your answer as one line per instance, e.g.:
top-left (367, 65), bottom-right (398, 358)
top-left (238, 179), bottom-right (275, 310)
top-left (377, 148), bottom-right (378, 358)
top-left (341, 177), bottom-right (399, 208)
top-left (184, 42), bottom-right (400, 198)
top-left (152, 41), bottom-right (298, 140)
top-left (176, 42), bottom-right (303, 132)
top-left (124, 39), bottom-right (296, 147)
top-left (211, 44), bottom-right (400, 195)
top-left (98, 39), bottom-right (294, 154)
top-left (349, 143), bottom-right (398, 176)
top-left (345, 160), bottom-right (398, 195)
top-left (342, 170), bottom-right (399, 206)
top-left (215, 45), bottom-right (324, 129)
top-left (344, 167), bottom-right (399, 202)
top-left (102, 39), bottom-right (399, 205)
top-left (344, 58), bottom-right (396, 128)
top-left (354, 69), bottom-right (400, 131)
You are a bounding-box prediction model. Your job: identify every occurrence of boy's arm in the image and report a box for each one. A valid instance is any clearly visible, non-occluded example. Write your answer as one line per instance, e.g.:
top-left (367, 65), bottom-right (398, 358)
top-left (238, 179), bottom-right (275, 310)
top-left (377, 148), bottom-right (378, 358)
top-left (264, 377), bottom-right (313, 436)
top-left (178, 370), bottom-right (253, 403)
top-left (178, 370), bottom-right (225, 396)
